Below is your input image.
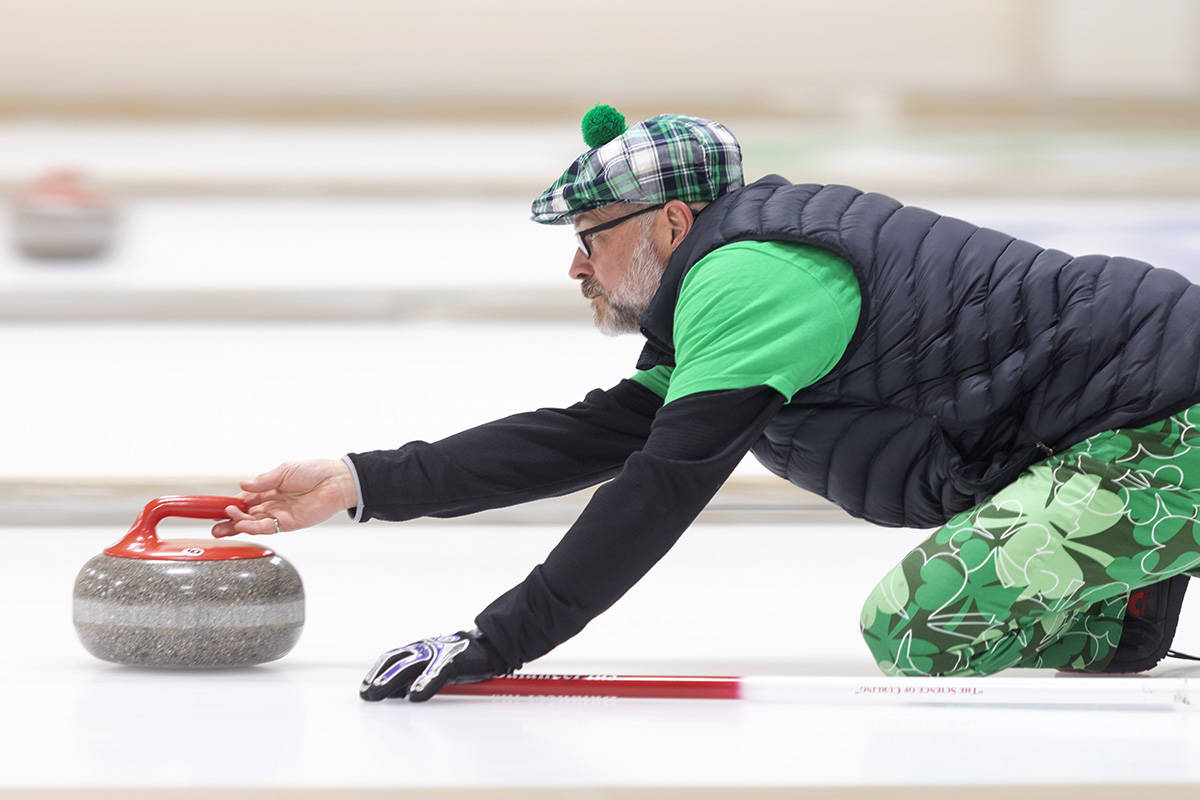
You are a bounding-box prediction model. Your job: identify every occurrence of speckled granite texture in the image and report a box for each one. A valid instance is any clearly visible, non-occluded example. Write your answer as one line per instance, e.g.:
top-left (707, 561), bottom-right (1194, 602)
top-left (73, 553), bottom-right (304, 667)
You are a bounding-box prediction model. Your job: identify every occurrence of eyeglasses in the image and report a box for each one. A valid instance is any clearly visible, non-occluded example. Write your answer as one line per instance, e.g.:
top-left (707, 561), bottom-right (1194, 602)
top-left (574, 204), bottom-right (665, 259)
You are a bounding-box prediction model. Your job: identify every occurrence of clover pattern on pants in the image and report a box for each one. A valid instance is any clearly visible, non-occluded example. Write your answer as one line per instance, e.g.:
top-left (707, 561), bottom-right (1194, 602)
top-left (861, 405), bottom-right (1200, 676)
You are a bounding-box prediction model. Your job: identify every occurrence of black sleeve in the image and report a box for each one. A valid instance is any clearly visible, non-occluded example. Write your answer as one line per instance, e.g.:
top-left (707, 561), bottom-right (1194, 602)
top-left (473, 384), bottom-right (786, 671)
top-left (345, 379), bottom-right (663, 521)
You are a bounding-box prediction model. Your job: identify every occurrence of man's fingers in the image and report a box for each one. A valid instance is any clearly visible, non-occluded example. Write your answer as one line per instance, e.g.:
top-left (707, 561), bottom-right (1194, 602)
top-left (212, 505), bottom-right (253, 538)
top-left (240, 463), bottom-right (288, 493)
top-left (360, 659), bottom-right (426, 702)
top-left (236, 489), bottom-right (265, 506)
top-left (225, 504), bottom-right (253, 521)
top-left (246, 502), bottom-right (276, 518)
top-left (209, 501), bottom-right (291, 537)
top-left (248, 503), bottom-right (294, 528)
top-left (214, 513), bottom-right (282, 537)
top-left (240, 517), bottom-right (282, 536)
top-left (406, 669), bottom-right (452, 703)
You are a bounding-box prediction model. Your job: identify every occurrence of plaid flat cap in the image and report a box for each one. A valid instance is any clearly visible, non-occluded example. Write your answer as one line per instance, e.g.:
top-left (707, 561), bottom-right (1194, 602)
top-left (531, 112), bottom-right (743, 224)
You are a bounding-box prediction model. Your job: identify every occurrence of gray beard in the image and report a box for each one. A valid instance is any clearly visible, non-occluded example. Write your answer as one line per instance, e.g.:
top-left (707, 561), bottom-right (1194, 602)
top-left (585, 236), bottom-right (667, 336)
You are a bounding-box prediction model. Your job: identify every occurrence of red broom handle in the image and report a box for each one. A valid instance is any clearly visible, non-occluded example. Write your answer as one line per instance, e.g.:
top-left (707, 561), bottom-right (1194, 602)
top-left (442, 674), bottom-right (740, 700)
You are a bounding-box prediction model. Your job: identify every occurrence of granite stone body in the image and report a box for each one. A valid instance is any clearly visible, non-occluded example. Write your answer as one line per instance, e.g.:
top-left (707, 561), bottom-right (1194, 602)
top-left (73, 553), bottom-right (304, 667)
top-left (12, 169), bottom-right (118, 260)
top-left (12, 205), bottom-right (118, 259)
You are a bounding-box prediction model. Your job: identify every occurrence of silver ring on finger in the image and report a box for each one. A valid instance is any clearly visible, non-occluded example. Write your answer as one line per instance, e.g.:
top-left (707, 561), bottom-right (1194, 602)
top-left (272, 517), bottom-right (281, 534)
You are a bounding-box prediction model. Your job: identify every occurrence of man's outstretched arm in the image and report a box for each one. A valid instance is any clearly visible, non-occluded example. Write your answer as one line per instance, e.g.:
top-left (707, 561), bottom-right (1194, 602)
top-left (473, 384), bottom-right (785, 672)
top-left (211, 379), bottom-right (661, 537)
top-left (344, 378), bottom-right (663, 521)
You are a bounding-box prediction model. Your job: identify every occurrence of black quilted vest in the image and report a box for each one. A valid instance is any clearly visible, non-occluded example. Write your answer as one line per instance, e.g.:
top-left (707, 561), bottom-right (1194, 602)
top-left (637, 175), bottom-right (1200, 528)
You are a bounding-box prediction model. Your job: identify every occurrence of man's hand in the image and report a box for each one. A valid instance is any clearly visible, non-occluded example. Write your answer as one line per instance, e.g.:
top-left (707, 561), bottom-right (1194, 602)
top-left (211, 459), bottom-right (358, 537)
top-left (359, 629), bottom-right (505, 702)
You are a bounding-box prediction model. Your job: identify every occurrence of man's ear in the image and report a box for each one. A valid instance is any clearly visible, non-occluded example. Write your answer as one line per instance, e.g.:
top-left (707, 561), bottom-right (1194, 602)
top-left (662, 200), bottom-right (697, 253)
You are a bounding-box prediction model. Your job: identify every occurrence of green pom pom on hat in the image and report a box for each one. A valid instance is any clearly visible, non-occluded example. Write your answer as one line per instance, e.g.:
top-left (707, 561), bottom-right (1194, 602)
top-left (581, 104), bottom-right (626, 148)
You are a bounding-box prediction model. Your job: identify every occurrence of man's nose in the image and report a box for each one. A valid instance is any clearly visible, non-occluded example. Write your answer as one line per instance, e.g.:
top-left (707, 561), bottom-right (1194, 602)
top-left (569, 248), bottom-right (593, 281)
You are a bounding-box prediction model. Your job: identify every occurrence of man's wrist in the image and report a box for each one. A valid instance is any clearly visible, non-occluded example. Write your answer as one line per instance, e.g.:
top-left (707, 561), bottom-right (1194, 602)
top-left (339, 455), bottom-right (366, 521)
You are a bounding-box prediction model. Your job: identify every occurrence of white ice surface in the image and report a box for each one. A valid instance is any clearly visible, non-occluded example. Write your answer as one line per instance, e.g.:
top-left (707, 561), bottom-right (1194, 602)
top-left (7, 521), bottom-right (1200, 791)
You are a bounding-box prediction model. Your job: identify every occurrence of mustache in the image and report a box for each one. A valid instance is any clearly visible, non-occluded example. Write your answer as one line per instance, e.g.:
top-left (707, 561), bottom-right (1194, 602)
top-left (581, 277), bottom-right (606, 300)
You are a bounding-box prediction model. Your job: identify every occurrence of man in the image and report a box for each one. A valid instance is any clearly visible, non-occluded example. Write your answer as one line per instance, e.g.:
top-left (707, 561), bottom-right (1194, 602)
top-left (213, 106), bottom-right (1200, 701)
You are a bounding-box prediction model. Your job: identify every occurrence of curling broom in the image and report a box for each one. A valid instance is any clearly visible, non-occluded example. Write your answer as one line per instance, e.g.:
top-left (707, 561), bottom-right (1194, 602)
top-left (442, 673), bottom-right (1197, 709)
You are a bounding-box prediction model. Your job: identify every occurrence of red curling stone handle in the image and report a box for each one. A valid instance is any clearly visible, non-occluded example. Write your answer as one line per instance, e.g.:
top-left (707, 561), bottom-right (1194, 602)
top-left (134, 495), bottom-right (247, 530)
top-left (113, 495), bottom-right (248, 551)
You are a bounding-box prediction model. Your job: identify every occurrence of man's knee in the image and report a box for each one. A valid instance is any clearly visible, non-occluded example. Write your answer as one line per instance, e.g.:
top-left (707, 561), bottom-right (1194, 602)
top-left (857, 569), bottom-right (946, 676)
top-left (858, 567), bottom-right (990, 677)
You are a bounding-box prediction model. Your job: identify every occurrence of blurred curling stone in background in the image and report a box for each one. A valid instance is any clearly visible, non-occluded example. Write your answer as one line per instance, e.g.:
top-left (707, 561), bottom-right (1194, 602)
top-left (10, 167), bottom-right (119, 260)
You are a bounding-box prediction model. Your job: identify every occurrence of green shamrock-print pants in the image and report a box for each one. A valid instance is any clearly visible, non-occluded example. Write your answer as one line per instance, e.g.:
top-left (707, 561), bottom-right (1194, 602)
top-left (860, 403), bottom-right (1200, 676)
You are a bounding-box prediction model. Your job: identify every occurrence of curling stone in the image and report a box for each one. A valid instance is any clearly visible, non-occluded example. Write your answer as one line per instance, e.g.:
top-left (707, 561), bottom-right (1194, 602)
top-left (73, 495), bottom-right (304, 667)
top-left (11, 168), bottom-right (118, 259)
